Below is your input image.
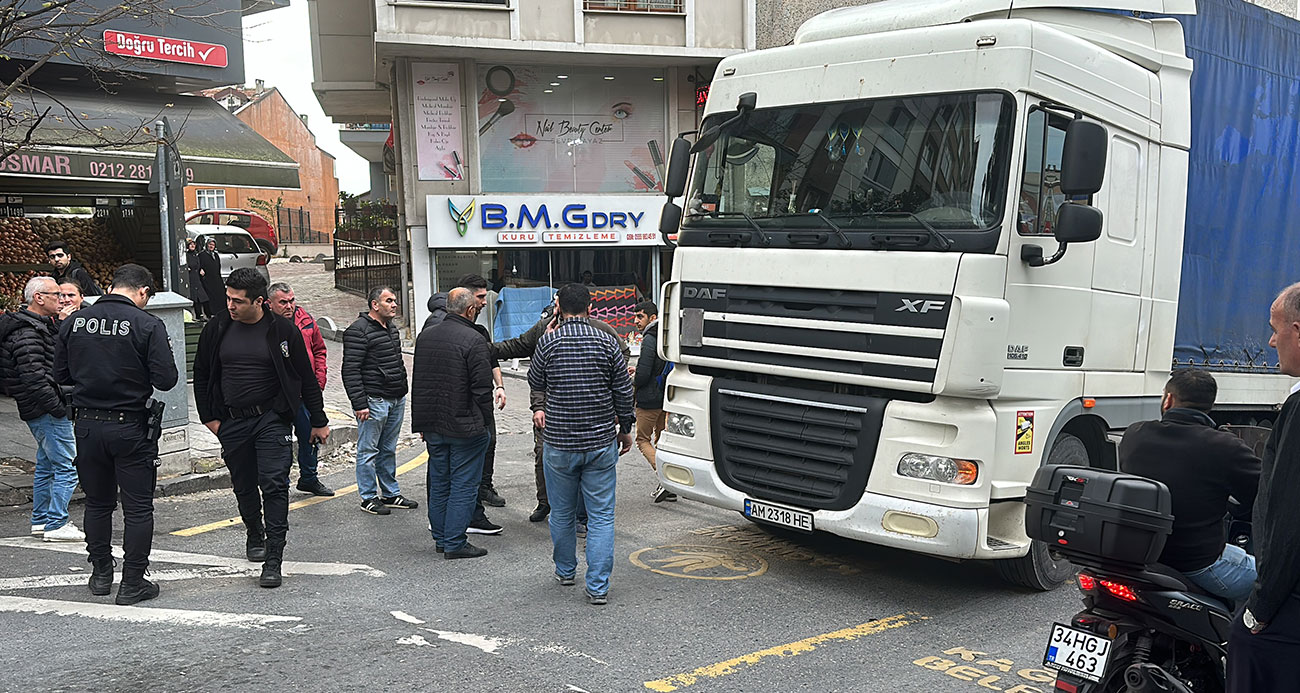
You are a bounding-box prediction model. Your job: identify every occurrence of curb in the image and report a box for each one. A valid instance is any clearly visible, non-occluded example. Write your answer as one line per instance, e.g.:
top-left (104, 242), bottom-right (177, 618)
top-left (155, 470), bottom-right (232, 497)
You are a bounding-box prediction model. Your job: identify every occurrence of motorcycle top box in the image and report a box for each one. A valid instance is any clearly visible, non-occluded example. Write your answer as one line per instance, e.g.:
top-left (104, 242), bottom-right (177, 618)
top-left (1025, 465), bottom-right (1174, 569)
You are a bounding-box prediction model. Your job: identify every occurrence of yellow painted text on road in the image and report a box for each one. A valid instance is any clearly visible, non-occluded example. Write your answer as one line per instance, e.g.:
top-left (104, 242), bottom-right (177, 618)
top-left (171, 452), bottom-right (428, 537)
top-left (643, 612), bottom-right (926, 691)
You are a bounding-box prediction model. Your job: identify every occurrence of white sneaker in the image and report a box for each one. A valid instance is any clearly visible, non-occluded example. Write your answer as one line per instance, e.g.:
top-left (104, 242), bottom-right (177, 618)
top-left (30, 524), bottom-right (44, 536)
top-left (42, 523), bottom-right (85, 542)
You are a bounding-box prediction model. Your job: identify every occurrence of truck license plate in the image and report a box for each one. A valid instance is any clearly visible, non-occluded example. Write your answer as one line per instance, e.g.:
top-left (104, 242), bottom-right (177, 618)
top-left (1043, 623), bottom-right (1112, 683)
top-left (744, 499), bottom-right (813, 532)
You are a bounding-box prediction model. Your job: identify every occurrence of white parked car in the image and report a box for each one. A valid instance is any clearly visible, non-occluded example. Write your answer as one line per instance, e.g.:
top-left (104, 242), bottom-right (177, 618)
top-left (186, 224), bottom-right (271, 283)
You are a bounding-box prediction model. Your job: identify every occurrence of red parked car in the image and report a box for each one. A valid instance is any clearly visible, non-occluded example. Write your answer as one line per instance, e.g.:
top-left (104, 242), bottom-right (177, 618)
top-left (185, 209), bottom-right (277, 255)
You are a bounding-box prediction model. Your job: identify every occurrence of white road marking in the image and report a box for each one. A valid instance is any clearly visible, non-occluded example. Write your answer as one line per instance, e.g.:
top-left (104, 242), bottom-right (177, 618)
top-left (0, 566), bottom-right (249, 591)
top-left (391, 610), bottom-right (426, 624)
top-left (532, 643), bottom-right (611, 666)
top-left (566, 686), bottom-right (593, 692)
top-left (422, 628), bottom-right (505, 654)
top-left (397, 634), bottom-right (437, 648)
top-left (0, 595), bottom-right (301, 629)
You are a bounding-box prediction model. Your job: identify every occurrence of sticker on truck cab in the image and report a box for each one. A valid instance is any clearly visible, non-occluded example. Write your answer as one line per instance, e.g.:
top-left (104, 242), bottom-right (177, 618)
top-left (1015, 411), bottom-right (1034, 454)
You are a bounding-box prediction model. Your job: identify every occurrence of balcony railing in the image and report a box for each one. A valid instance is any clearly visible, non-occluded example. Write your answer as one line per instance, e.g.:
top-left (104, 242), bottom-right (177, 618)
top-left (341, 123), bottom-right (392, 131)
top-left (584, 0), bottom-right (684, 13)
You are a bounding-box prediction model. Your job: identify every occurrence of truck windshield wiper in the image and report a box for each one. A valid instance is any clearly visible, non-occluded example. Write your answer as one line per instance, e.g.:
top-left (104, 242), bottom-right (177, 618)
top-left (826, 211), bottom-right (953, 251)
top-left (686, 210), bottom-right (772, 246)
top-left (808, 210), bottom-right (852, 248)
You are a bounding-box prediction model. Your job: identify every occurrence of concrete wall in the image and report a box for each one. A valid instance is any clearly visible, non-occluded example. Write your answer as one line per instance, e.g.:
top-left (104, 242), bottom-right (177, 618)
top-left (390, 5), bottom-right (511, 39)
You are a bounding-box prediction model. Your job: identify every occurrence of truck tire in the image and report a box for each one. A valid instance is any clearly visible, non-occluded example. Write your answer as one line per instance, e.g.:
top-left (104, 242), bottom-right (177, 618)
top-left (994, 432), bottom-right (1088, 591)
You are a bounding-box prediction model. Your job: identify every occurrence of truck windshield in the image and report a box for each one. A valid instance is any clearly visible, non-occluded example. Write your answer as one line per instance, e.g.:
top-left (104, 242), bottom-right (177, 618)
top-left (683, 91), bottom-right (1015, 251)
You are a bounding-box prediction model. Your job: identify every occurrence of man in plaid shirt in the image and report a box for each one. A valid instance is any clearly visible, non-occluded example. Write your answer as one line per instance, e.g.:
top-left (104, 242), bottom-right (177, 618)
top-left (529, 283), bottom-right (635, 605)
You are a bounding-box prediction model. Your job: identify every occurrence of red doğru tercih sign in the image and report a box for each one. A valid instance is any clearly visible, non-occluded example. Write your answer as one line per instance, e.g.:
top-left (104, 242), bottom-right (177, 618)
top-left (102, 30), bottom-right (228, 68)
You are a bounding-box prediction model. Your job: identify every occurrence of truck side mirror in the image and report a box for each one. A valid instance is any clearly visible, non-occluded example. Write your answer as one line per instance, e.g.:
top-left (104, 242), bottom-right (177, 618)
top-left (659, 201), bottom-right (682, 247)
top-left (1053, 203), bottom-right (1103, 244)
top-left (664, 137), bottom-right (692, 198)
top-left (1060, 120), bottom-right (1107, 196)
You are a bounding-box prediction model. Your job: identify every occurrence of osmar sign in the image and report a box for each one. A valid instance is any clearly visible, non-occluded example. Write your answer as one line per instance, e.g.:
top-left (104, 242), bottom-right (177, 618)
top-left (426, 195), bottom-right (663, 248)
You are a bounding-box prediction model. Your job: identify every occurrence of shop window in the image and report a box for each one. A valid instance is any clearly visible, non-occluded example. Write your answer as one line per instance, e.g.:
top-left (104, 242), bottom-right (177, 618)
top-left (1018, 108), bottom-right (1068, 236)
top-left (475, 64), bottom-right (667, 194)
top-left (584, 0), bottom-right (684, 12)
top-left (196, 189), bottom-right (226, 210)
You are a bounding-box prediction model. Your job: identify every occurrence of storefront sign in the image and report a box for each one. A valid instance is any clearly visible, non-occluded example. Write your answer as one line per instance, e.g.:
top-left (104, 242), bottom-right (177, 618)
top-left (412, 62), bottom-right (465, 181)
top-left (0, 148), bottom-right (296, 189)
top-left (427, 194), bottom-right (663, 248)
top-left (103, 30), bottom-right (228, 68)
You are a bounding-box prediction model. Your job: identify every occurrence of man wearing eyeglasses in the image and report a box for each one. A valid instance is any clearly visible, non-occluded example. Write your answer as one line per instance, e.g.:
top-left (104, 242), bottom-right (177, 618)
top-left (54, 264), bottom-right (177, 605)
top-left (45, 240), bottom-right (101, 297)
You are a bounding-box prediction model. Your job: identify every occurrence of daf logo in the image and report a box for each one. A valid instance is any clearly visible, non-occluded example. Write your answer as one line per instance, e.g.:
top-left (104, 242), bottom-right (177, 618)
top-left (684, 286), bottom-right (727, 301)
top-left (896, 298), bottom-right (946, 314)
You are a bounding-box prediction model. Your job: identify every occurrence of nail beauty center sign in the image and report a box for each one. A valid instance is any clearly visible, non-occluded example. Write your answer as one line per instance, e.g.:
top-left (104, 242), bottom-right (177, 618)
top-left (103, 30), bottom-right (228, 68)
top-left (427, 195), bottom-right (664, 248)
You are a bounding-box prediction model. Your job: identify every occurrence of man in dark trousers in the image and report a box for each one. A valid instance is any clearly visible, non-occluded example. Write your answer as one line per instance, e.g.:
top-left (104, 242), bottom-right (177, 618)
top-left (53, 264), bottom-right (176, 604)
top-left (632, 300), bottom-right (674, 503)
top-left (412, 288), bottom-right (494, 559)
top-left (45, 240), bottom-right (101, 296)
top-left (493, 294), bottom-right (630, 522)
top-left (529, 283), bottom-right (635, 604)
top-left (1229, 282), bottom-right (1300, 692)
top-left (343, 286), bottom-right (416, 515)
top-left (425, 273), bottom-right (506, 534)
top-left (1119, 369), bottom-right (1260, 601)
top-left (193, 268), bottom-right (330, 589)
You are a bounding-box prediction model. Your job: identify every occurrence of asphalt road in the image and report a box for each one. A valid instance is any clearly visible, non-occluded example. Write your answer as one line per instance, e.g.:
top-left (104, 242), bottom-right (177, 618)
top-left (0, 379), bottom-right (1082, 693)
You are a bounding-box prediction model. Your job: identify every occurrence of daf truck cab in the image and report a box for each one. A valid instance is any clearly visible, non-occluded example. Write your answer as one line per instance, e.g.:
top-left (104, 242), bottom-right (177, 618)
top-left (653, 0), bottom-right (1295, 589)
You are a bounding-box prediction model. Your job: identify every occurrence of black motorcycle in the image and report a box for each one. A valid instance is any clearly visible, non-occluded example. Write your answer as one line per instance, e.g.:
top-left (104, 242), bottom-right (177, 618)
top-left (1025, 465), bottom-right (1246, 693)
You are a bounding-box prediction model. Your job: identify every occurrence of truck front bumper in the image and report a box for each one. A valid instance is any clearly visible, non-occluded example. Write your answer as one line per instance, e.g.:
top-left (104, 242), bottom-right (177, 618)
top-left (657, 448), bottom-right (1004, 560)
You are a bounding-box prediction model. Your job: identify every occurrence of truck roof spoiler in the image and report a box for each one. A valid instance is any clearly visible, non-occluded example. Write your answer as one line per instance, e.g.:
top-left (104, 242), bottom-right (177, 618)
top-left (794, 0), bottom-right (1197, 45)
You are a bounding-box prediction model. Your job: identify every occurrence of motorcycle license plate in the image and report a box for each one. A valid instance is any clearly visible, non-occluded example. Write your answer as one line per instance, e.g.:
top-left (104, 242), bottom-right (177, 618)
top-left (743, 499), bottom-right (813, 532)
top-left (1043, 623), bottom-right (1112, 683)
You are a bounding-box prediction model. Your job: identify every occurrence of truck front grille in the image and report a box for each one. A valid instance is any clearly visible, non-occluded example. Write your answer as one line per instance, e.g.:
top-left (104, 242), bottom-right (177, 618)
top-left (711, 381), bottom-right (886, 511)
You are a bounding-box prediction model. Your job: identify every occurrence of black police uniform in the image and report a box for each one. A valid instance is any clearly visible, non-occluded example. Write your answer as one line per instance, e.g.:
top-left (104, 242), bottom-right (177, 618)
top-left (192, 305), bottom-right (326, 581)
top-left (53, 293), bottom-right (178, 582)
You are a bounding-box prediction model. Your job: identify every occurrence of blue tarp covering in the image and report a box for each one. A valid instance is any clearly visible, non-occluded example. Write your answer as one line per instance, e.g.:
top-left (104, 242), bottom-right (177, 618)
top-left (1172, 0), bottom-right (1300, 371)
top-left (494, 286), bottom-right (555, 341)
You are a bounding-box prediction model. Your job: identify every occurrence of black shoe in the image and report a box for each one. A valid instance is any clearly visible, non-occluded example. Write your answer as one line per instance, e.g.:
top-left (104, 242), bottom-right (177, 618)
top-left (259, 559), bottom-right (282, 588)
top-left (586, 590), bottom-right (608, 605)
top-left (115, 578), bottom-right (159, 605)
top-left (554, 573), bottom-right (575, 586)
top-left (480, 487), bottom-right (506, 507)
top-left (360, 498), bottom-right (391, 515)
top-left (653, 485), bottom-right (671, 503)
top-left (467, 518), bottom-right (503, 535)
top-left (576, 522), bottom-right (587, 539)
top-left (246, 532), bottom-right (267, 563)
top-left (297, 479), bottom-right (335, 497)
top-left (381, 495), bottom-right (419, 510)
top-left (435, 545), bottom-right (444, 554)
top-left (444, 543), bottom-right (488, 560)
top-left (88, 557), bottom-right (115, 596)
top-left (529, 503), bottom-right (550, 522)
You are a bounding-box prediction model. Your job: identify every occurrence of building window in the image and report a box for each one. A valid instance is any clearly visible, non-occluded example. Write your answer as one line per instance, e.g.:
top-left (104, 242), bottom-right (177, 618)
top-left (196, 189), bottom-right (226, 209)
top-left (476, 64), bottom-right (667, 193)
top-left (585, 0), bottom-right (683, 12)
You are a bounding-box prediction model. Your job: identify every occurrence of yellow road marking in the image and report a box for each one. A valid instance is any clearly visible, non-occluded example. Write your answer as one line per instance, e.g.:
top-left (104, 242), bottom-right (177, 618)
top-left (170, 452), bottom-right (428, 537)
top-left (643, 612), bottom-right (926, 692)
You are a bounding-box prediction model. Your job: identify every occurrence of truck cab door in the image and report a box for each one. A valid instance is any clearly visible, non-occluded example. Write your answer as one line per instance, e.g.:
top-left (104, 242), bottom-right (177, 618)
top-left (1087, 133), bottom-right (1148, 372)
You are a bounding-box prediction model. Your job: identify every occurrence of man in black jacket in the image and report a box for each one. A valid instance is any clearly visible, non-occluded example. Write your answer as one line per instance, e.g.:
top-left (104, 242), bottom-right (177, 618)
top-left (45, 240), bottom-right (101, 296)
top-left (194, 268), bottom-right (330, 589)
top-left (0, 276), bottom-right (83, 542)
top-left (493, 295), bottom-right (630, 522)
top-left (1229, 283), bottom-right (1300, 692)
top-left (55, 264), bottom-right (177, 604)
top-left (1119, 369), bottom-right (1259, 600)
top-left (412, 288), bottom-right (494, 559)
top-left (343, 286), bottom-right (416, 516)
top-left (631, 301), bottom-right (674, 503)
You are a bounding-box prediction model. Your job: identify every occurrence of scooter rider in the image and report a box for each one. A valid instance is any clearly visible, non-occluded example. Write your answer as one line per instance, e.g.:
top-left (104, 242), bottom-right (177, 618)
top-left (1119, 368), bottom-right (1261, 602)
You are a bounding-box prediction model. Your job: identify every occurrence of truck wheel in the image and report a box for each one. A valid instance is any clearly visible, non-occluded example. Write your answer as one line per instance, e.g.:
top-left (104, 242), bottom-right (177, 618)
top-left (995, 432), bottom-right (1088, 591)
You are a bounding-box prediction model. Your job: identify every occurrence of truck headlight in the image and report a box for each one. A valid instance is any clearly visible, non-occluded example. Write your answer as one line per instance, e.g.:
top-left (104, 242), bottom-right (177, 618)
top-left (898, 453), bottom-right (979, 485)
top-left (666, 413), bottom-right (695, 438)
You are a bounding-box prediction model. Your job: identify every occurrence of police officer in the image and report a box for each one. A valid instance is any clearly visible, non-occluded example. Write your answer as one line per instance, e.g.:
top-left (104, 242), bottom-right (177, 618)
top-left (193, 268), bottom-right (329, 589)
top-left (53, 264), bottom-right (178, 605)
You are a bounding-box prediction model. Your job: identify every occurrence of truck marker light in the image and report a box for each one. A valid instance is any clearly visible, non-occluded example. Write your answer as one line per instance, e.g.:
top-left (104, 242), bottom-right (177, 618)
top-left (1082, 398), bottom-right (1096, 409)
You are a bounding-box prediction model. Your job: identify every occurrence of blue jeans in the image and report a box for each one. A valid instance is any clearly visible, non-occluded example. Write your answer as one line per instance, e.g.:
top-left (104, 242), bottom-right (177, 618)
top-left (1186, 543), bottom-right (1256, 603)
top-left (28, 414), bottom-right (77, 531)
top-left (292, 404), bottom-right (319, 483)
top-left (355, 396), bottom-right (405, 500)
top-left (425, 432), bottom-right (490, 553)
top-left (544, 442), bottom-right (618, 596)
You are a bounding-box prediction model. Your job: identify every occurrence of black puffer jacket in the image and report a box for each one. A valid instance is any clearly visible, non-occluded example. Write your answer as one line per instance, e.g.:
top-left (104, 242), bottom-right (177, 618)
top-left (341, 312), bottom-right (409, 410)
top-left (0, 309), bottom-right (66, 421)
top-left (633, 320), bottom-right (665, 410)
top-left (422, 293), bottom-right (448, 333)
top-left (411, 313), bottom-right (493, 438)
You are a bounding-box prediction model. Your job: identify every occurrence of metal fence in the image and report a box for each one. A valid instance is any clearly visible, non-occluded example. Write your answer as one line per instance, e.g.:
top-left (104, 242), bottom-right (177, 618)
top-left (333, 203), bottom-right (404, 311)
top-left (276, 206), bottom-right (329, 246)
top-left (584, 0), bottom-right (683, 11)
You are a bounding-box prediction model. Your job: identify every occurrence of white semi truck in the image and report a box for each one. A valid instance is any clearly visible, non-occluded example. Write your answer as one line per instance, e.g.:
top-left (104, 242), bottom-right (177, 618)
top-left (652, 0), bottom-right (1297, 589)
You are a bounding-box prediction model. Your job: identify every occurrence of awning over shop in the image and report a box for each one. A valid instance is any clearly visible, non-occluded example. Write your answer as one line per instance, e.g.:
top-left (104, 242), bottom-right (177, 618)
top-left (1, 87), bottom-right (300, 189)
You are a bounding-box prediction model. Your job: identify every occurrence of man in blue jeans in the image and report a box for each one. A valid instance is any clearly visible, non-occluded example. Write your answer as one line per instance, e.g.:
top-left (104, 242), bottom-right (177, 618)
top-left (0, 276), bottom-right (83, 542)
top-left (343, 286), bottom-right (416, 515)
top-left (1120, 368), bottom-right (1261, 602)
top-left (268, 283), bottom-right (333, 497)
top-left (412, 288), bottom-right (495, 559)
top-left (529, 283), bottom-right (635, 604)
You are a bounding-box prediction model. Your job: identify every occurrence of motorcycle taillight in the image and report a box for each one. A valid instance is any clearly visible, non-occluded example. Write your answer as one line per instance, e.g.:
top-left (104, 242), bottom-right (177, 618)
top-left (1099, 579), bottom-right (1139, 602)
top-left (1077, 573), bottom-right (1097, 592)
